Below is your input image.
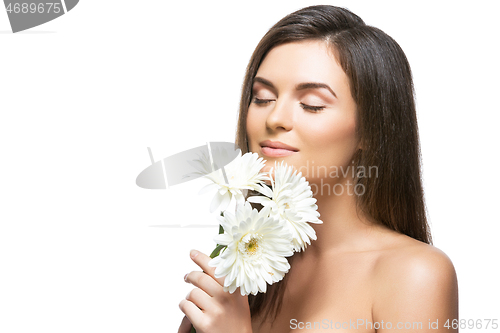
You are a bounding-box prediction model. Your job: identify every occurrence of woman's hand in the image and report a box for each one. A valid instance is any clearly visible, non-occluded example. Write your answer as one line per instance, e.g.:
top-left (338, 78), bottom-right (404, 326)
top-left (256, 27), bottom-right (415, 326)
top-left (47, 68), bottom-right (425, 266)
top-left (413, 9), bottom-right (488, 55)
top-left (178, 249), bottom-right (253, 333)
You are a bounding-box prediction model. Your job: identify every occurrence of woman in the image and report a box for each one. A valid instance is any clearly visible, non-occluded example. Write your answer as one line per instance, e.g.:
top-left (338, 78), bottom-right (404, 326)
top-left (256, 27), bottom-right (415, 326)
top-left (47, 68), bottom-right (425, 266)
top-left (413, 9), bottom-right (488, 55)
top-left (178, 5), bottom-right (458, 333)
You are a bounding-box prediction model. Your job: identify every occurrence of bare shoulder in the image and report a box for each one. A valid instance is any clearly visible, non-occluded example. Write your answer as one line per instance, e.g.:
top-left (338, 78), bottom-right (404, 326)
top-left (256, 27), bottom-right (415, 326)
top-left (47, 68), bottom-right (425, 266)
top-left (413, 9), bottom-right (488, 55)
top-left (373, 235), bottom-right (457, 285)
top-left (370, 234), bottom-right (459, 332)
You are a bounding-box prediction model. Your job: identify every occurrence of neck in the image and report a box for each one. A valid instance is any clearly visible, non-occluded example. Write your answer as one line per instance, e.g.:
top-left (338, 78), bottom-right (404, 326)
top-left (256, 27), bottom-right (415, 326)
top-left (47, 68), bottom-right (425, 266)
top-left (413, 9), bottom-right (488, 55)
top-left (304, 177), bottom-right (392, 257)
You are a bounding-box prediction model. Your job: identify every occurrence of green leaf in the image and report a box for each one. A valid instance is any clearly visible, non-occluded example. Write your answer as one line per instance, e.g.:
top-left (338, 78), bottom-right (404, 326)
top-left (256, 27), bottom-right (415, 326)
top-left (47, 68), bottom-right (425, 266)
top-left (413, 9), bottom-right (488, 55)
top-left (210, 244), bottom-right (227, 259)
top-left (209, 221), bottom-right (226, 259)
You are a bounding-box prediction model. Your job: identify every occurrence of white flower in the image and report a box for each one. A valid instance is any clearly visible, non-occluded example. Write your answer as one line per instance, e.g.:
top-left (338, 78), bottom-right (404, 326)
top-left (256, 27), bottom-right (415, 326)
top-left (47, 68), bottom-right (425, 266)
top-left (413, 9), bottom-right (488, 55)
top-left (208, 201), bottom-right (294, 296)
top-left (248, 161), bottom-right (322, 252)
top-left (199, 152), bottom-right (269, 213)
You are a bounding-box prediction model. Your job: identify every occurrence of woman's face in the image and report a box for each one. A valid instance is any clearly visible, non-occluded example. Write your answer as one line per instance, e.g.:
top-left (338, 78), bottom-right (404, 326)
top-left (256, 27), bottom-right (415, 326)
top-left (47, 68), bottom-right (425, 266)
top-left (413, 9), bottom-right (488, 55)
top-left (246, 40), bottom-right (359, 186)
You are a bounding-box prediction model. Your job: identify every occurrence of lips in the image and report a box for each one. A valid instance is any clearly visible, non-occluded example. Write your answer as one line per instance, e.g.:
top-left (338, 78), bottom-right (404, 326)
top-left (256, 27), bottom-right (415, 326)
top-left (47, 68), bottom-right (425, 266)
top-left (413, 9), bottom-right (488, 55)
top-left (260, 140), bottom-right (298, 157)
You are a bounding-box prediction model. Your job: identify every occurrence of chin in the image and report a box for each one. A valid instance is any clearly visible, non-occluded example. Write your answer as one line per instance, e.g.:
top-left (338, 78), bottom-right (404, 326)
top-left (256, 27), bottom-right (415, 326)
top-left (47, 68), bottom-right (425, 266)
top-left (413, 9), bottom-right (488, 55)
top-left (261, 158), bottom-right (290, 176)
top-left (260, 162), bottom-right (274, 175)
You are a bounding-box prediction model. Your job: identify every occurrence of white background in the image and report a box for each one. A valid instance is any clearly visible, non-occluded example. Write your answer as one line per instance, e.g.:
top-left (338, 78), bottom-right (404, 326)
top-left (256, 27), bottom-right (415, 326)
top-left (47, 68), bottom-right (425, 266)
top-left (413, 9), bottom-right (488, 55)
top-left (1, 1), bottom-right (499, 332)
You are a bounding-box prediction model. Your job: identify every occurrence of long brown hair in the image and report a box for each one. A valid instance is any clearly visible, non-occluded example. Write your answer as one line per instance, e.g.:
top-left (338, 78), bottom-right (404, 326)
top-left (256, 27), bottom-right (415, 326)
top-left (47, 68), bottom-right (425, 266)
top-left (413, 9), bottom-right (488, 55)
top-left (235, 5), bottom-right (432, 326)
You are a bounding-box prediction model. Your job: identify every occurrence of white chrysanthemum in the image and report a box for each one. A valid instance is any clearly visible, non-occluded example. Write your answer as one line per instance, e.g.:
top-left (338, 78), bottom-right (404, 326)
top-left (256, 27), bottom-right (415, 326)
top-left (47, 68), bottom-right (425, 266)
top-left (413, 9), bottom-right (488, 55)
top-left (208, 201), bottom-right (294, 296)
top-left (199, 152), bottom-right (269, 213)
top-left (248, 161), bottom-right (322, 252)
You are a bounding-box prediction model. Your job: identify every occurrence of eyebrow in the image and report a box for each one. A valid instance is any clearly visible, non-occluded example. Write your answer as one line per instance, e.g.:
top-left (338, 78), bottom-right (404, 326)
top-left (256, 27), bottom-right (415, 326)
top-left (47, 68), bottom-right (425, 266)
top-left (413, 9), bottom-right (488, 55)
top-left (253, 76), bottom-right (337, 98)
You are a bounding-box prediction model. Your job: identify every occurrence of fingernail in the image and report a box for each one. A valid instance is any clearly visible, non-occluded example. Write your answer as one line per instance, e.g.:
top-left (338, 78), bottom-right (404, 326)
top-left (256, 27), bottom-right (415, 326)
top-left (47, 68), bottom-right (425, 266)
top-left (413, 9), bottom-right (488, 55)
top-left (184, 273), bottom-right (188, 282)
top-left (190, 249), bottom-right (198, 259)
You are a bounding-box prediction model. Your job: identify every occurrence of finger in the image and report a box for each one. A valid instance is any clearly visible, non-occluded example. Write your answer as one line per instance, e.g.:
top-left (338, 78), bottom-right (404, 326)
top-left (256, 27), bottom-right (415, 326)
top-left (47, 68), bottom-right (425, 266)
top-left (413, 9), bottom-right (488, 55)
top-left (190, 249), bottom-right (226, 286)
top-left (177, 315), bottom-right (191, 333)
top-left (185, 271), bottom-right (224, 297)
top-left (178, 299), bottom-right (203, 330)
top-left (186, 287), bottom-right (213, 311)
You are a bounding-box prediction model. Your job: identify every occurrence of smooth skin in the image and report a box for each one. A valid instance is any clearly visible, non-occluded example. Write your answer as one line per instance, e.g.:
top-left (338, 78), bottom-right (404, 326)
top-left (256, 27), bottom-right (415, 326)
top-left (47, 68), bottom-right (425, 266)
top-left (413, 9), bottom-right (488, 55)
top-left (179, 40), bottom-right (458, 332)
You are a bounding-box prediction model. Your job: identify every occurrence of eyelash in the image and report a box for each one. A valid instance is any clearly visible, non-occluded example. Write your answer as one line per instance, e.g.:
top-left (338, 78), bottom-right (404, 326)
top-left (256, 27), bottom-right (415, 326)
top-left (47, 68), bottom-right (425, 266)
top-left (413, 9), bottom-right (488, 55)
top-left (252, 97), bottom-right (325, 112)
top-left (300, 103), bottom-right (325, 112)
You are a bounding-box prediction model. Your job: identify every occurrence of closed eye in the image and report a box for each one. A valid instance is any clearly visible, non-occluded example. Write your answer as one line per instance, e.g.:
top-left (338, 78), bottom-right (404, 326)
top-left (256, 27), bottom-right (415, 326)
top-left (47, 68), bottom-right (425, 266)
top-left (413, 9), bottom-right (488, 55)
top-left (252, 98), bottom-right (325, 112)
top-left (300, 103), bottom-right (325, 112)
top-left (252, 97), bottom-right (275, 105)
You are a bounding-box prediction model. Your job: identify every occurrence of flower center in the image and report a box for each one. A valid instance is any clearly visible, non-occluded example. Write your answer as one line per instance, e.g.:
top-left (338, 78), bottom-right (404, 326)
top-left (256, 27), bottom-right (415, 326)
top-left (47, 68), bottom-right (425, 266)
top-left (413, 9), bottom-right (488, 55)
top-left (246, 238), bottom-right (258, 254)
top-left (238, 233), bottom-right (263, 259)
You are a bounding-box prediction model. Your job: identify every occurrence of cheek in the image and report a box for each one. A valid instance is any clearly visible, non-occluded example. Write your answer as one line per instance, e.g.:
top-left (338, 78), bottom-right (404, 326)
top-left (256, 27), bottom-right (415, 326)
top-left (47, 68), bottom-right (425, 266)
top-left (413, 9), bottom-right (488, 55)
top-left (313, 119), bottom-right (356, 146)
top-left (245, 109), bottom-right (263, 151)
top-left (299, 113), bottom-right (358, 167)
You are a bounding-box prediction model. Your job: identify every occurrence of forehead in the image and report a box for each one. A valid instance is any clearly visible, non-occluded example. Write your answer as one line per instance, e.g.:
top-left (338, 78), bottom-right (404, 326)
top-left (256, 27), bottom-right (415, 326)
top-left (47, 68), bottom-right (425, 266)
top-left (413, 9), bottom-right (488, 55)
top-left (255, 40), bottom-right (348, 90)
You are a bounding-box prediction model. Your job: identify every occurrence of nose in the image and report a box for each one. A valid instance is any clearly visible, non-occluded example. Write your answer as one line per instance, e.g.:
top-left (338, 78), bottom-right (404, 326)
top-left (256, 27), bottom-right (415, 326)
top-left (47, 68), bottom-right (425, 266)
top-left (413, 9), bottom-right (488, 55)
top-left (266, 97), bottom-right (294, 132)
